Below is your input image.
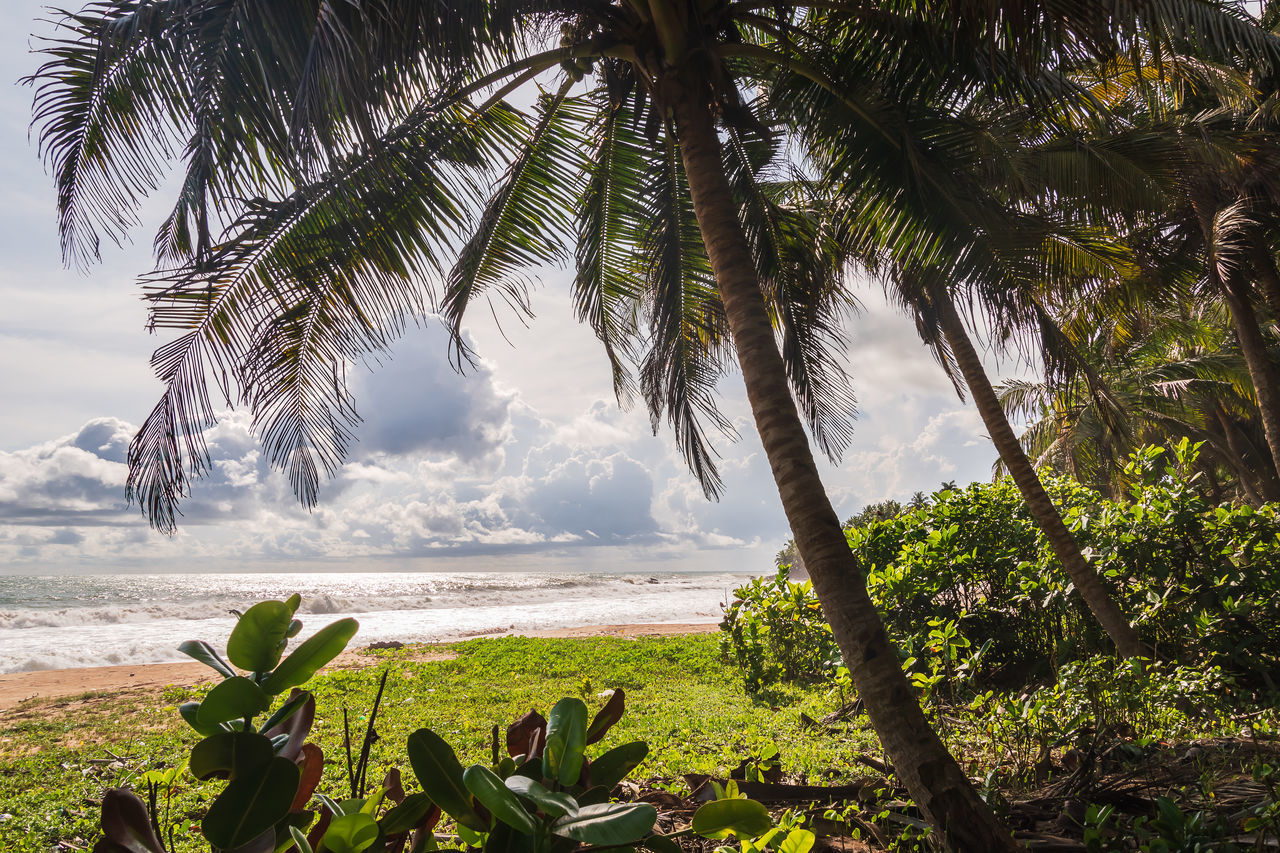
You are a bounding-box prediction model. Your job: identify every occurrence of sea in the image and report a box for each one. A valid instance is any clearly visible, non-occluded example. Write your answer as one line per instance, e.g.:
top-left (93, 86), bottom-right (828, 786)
top-left (0, 571), bottom-right (753, 674)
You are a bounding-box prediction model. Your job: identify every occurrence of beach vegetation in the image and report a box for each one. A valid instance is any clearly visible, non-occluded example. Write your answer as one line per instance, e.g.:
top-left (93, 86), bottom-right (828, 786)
top-left (2, 632), bottom-right (875, 853)
top-left (38, 2), bottom-right (1280, 843)
top-left (725, 442), bottom-right (1280, 696)
top-left (92, 596), bottom-right (359, 853)
top-left (22, 0), bottom-right (1280, 847)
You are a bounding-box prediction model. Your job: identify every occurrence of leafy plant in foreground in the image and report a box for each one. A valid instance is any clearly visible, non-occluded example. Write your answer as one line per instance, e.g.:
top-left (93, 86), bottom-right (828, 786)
top-left (88, 598), bottom-right (801, 853)
top-left (402, 691), bottom-right (659, 853)
top-left (93, 595), bottom-right (363, 853)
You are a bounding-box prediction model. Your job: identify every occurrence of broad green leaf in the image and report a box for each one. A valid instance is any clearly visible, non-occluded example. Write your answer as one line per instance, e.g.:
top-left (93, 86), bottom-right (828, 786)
top-left (543, 697), bottom-right (588, 785)
top-left (338, 798), bottom-right (368, 816)
top-left (272, 811), bottom-right (316, 853)
top-left (197, 676), bottom-right (271, 726)
top-left (319, 813), bottom-right (379, 853)
top-left (284, 594), bottom-right (302, 614)
top-left (505, 775), bottom-right (577, 818)
top-left (575, 785), bottom-right (609, 807)
top-left (778, 829), bottom-right (816, 853)
top-left (178, 702), bottom-right (222, 737)
top-left (691, 799), bottom-right (773, 839)
top-left (189, 731), bottom-right (274, 781)
top-left (260, 618), bottom-right (358, 696)
top-left (551, 802), bottom-right (656, 846)
top-left (378, 793), bottom-right (435, 835)
top-left (589, 741), bottom-right (648, 791)
top-left (177, 640), bottom-right (237, 679)
top-left (258, 686), bottom-right (311, 732)
top-left (203, 756), bottom-right (300, 850)
top-left (406, 728), bottom-right (488, 832)
top-left (289, 826), bottom-right (314, 853)
top-left (463, 765), bottom-right (538, 835)
top-left (487, 819), bottom-right (537, 853)
top-left (227, 600), bottom-right (294, 672)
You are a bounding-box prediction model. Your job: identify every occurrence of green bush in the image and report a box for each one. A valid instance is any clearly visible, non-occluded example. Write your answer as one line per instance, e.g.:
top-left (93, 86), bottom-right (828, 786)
top-left (718, 567), bottom-right (841, 693)
top-left (721, 441), bottom-right (1280, 696)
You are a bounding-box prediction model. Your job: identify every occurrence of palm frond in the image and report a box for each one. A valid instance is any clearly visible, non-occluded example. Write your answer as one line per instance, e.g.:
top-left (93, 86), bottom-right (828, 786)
top-left (442, 79), bottom-right (591, 364)
top-left (573, 90), bottom-right (650, 406)
top-left (129, 102), bottom-right (511, 529)
top-left (723, 124), bottom-right (859, 462)
top-left (28, 1), bottom-right (188, 268)
top-left (639, 128), bottom-right (735, 499)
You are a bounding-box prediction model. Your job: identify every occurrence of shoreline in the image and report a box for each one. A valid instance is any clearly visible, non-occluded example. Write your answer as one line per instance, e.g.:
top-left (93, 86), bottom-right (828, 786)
top-left (0, 621), bottom-right (719, 711)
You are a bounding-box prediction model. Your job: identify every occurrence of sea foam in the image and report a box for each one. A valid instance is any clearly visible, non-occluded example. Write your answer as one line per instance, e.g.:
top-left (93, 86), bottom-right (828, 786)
top-left (0, 571), bottom-right (746, 674)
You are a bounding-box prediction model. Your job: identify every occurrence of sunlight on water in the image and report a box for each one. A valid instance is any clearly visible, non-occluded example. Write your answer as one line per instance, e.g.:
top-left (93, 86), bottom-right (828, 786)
top-left (0, 571), bottom-right (751, 673)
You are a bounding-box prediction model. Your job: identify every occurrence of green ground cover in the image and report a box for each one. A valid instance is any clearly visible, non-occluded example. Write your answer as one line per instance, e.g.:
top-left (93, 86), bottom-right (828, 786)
top-left (0, 635), bottom-right (872, 852)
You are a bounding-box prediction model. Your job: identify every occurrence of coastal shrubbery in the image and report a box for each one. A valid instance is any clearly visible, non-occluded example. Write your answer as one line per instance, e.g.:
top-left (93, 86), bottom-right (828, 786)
top-left (716, 444), bottom-right (1280, 847)
top-left (722, 442), bottom-right (1280, 697)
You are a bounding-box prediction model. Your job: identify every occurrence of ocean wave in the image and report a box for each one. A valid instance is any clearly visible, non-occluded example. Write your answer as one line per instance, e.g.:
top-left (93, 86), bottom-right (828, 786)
top-left (0, 571), bottom-right (750, 672)
top-left (0, 573), bottom-right (743, 631)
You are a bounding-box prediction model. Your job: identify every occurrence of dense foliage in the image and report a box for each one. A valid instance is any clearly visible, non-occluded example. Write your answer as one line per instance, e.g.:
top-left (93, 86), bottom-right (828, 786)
top-left (722, 443), bottom-right (1280, 696)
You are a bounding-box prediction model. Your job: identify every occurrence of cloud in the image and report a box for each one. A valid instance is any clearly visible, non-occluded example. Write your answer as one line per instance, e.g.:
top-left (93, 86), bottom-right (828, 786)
top-left (507, 444), bottom-right (658, 541)
top-left (0, 418), bottom-right (132, 523)
top-left (349, 323), bottom-right (515, 464)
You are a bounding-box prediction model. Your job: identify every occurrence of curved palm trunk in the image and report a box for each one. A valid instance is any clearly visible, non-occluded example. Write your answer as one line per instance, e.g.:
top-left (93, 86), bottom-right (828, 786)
top-left (1249, 233), bottom-right (1280, 324)
top-left (1213, 404), bottom-right (1275, 504)
top-left (927, 283), bottom-right (1147, 660)
top-left (1219, 266), bottom-right (1280, 486)
top-left (668, 78), bottom-right (1020, 853)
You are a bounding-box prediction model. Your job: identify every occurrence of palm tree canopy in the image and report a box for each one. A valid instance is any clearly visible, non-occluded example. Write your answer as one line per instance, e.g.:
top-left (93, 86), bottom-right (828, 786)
top-left (27, 0), bottom-right (1279, 531)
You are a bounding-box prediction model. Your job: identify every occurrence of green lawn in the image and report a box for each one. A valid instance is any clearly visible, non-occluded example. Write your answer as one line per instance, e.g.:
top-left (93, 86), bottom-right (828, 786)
top-left (0, 635), bottom-right (874, 852)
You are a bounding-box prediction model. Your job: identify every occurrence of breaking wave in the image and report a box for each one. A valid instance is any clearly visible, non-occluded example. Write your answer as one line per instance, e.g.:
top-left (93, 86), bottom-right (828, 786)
top-left (0, 571), bottom-right (748, 673)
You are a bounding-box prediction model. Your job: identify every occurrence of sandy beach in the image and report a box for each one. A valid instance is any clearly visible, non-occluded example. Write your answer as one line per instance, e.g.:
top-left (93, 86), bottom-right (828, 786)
top-left (0, 621), bottom-right (718, 711)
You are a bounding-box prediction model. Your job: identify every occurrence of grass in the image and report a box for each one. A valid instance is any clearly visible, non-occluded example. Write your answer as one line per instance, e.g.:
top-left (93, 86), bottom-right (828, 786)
top-left (0, 635), bottom-right (873, 852)
top-left (8, 632), bottom-right (1277, 852)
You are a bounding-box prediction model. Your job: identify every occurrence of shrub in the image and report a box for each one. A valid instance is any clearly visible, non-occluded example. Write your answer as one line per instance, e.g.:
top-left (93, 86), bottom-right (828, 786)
top-left (718, 567), bottom-right (840, 693)
top-left (721, 442), bottom-right (1280, 696)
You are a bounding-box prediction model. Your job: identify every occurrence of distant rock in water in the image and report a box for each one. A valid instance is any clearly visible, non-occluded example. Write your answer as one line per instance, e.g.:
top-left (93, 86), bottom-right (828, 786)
top-left (366, 640), bottom-right (404, 650)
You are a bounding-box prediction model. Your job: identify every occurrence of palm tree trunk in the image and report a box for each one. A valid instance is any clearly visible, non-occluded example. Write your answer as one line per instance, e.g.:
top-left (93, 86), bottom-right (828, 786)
top-left (926, 282), bottom-right (1148, 660)
top-left (668, 76), bottom-right (1020, 853)
top-left (1249, 232), bottom-right (1280, 323)
top-left (1218, 266), bottom-right (1280, 486)
top-left (1213, 404), bottom-right (1278, 504)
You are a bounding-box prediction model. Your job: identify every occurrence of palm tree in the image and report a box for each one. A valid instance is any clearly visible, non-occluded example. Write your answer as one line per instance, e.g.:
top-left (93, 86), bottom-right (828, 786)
top-left (769, 39), bottom-right (1183, 657)
top-left (1064, 38), bottom-right (1280, 486)
top-left (29, 2), bottom-right (1277, 848)
top-left (999, 295), bottom-right (1280, 503)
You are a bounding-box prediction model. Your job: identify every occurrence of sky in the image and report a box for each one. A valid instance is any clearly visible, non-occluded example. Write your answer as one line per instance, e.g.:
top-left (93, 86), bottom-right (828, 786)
top-left (0, 2), bottom-right (1033, 576)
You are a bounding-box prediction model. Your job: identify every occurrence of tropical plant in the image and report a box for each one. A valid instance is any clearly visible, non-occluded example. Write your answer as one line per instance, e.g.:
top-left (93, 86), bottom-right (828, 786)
top-left (32, 2), bottom-right (1280, 849)
top-left (719, 566), bottom-right (841, 693)
top-left (723, 444), bottom-right (1280, 696)
top-left (93, 596), bottom-right (362, 853)
top-left (1056, 33), bottom-right (1280, 488)
top-left (998, 296), bottom-right (1280, 503)
top-left (769, 33), bottom-right (1239, 660)
top-left (399, 693), bottom-right (664, 853)
top-left (90, 598), bottom-right (688, 853)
